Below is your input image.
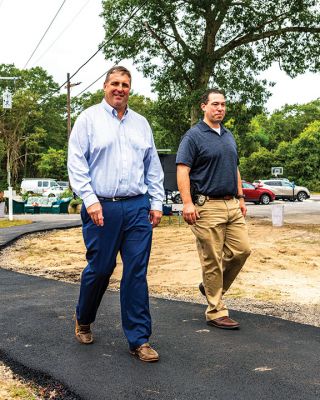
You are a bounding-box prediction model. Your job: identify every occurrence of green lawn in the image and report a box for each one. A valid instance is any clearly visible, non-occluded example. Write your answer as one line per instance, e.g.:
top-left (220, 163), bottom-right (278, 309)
top-left (0, 219), bottom-right (32, 228)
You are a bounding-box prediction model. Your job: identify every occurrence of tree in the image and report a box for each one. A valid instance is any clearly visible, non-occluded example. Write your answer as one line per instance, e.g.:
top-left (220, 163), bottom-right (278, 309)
top-left (0, 64), bottom-right (67, 187)
top-left (275, 120), bottom-right (320, 189)
top-left (101, 0), bottom-right (320, 125)
top-left (239, 147), bottom-right (275, 181)
top-left (37, 148), bottom-right (68, 180)
top-left (261, 100), bottom-right (320, 149)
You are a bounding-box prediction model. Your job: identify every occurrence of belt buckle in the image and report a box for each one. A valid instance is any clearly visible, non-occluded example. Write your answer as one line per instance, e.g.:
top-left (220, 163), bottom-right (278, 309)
top-left (195, 194), bottom-right (206, 206)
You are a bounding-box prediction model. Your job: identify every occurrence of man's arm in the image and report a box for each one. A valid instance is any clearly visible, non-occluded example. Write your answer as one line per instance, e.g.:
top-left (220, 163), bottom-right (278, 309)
top-left (143, 128), bottom-right (164, 228)
top-left (177, 164), bottom-right (200, 225)
top-left (237, 168), bottom-right (247, 217)
top-left (68, 113), bottom-right (103, 226)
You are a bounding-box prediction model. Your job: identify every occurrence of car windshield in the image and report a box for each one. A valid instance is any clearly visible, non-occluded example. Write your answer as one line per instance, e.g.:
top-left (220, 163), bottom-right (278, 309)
top-left (242, 182), bottom-right (255, 189)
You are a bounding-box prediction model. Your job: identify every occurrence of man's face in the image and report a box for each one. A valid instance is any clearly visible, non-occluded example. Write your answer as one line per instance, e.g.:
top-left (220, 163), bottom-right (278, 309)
top-left (103, 72), bottom-right (131, 112)
top-left (201, 93), bottom-right (226, 124)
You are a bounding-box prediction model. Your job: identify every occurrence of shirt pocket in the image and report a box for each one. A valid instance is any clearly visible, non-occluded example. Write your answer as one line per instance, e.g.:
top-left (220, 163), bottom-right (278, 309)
top-left (128, 135), bottom-right (150, 158)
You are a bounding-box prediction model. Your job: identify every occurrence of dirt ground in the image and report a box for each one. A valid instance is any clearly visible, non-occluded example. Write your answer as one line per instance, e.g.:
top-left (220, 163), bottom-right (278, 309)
top-left (1, 217), bottom-right (320, 326)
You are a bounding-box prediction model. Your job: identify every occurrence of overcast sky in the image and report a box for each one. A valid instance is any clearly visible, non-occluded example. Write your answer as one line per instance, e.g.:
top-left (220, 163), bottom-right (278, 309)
top-left (0, 0), bottom-right (319, 112)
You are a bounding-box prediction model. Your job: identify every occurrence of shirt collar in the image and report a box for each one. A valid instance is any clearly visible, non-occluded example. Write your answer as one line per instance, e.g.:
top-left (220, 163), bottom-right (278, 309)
top-left (101, 98), bottom-right (129, 119)
top-left (198, 120), bottom-right (226, 135)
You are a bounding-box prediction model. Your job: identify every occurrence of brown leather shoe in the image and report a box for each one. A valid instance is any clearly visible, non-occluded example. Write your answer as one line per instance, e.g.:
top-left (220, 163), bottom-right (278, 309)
top-left (130, 343), bottom-right (159, 362)
top-left (75, 319), bottom-right (93, 344)
top-left (207, 316), bottom-right (240, 330)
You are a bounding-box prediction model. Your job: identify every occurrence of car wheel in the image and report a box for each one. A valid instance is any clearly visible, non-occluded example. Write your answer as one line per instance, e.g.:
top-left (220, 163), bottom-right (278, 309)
top-left (297, 191), bottom-right (307, 202)
top-left (260, 194), bottom-right (270, 205)
top-left (48, 193), bottom-right (55, 198)
top-left (173, 193), bottom-right (182, 204)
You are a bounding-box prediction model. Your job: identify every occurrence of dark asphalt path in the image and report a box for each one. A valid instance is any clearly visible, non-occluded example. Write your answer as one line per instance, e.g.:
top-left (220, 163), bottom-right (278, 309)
top-left (0, 218), bottom-right (81, 249)
top-left (1, 268), bottom-right (319, 400)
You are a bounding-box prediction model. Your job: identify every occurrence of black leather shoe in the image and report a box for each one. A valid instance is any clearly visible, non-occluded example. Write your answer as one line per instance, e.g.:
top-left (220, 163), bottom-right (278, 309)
top-left (199, 282), bottom-right (206, 296)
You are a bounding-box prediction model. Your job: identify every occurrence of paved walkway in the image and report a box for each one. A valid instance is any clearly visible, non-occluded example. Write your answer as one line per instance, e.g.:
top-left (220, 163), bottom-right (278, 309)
top-left (0, 214), bottom-right (81, 249)
top-left (0, 216), bottom-right (319, 400)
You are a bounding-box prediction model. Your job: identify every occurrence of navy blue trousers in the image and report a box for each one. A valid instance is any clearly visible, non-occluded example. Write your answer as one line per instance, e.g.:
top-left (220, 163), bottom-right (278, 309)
top-left (76, 194), bottom-right (153, 350)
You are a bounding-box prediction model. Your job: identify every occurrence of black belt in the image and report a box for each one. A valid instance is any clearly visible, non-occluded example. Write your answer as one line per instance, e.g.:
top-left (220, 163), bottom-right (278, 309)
top-left (97, 194), bottom-right (143, 202)
top-left (206, 195), bottom-right (235, 200)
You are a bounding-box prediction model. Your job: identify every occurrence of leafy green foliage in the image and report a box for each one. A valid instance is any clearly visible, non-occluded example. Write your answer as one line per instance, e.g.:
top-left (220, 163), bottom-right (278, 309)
top-left (276, 120), bottom-right (320, 190)
top-left (36, 148), bottom-right (67, 180)
top-left (239, 100), bottom-right (320, 190)
top-left (0, 64), bottom-right (67, 188)
top-left (240, 147), bottom-right (275, 181)
top-left (101, 0), bottom-right (320, 125)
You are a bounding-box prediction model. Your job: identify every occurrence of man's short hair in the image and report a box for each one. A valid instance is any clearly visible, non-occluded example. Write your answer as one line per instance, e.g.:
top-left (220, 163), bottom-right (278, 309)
top-left (104, 66), bottom-right (132, 83)
top-left (200, 88), bottom-right (225, 105)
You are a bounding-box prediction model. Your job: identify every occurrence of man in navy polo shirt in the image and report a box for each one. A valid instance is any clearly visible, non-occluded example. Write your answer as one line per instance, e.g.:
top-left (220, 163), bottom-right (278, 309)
top-left (176, 88), bottom-right (251, 330)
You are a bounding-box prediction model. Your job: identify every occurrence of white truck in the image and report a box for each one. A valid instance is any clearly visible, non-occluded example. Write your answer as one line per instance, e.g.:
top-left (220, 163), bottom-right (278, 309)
top-left (20, 178), bottom-right (63, 196)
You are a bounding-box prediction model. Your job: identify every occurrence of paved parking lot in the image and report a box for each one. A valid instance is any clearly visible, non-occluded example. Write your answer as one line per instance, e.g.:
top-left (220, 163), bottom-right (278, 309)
top-left (246, 196), bottom-right (320, 224)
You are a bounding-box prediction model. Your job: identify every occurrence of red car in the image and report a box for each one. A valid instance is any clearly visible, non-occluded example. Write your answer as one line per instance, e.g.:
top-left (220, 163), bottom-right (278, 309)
top-left (242, 181), bottom-right (276, 205)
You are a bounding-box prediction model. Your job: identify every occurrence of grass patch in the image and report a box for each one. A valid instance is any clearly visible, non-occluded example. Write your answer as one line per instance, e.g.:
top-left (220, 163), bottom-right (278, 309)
top-left (254, 290), bottom-right (283, 301)
top-left (0, 219), bottom-right (32, 228)
top-left (226, 288), bottom-right (247, 298)
top-left (9, 386), bottom-right (37, 399)
top-left (159, 215), bottom-right (187, 226)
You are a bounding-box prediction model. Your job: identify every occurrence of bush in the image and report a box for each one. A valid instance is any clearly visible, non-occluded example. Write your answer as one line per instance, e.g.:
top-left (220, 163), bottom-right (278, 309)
top-left (60, 188), bottom-right (73, 199)
top-left (69, 197), bottom-right (83, 207)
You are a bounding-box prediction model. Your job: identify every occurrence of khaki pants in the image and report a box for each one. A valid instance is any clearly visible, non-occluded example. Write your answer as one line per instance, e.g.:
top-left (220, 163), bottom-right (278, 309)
top-left (191, 198), bottom-right (251, 321)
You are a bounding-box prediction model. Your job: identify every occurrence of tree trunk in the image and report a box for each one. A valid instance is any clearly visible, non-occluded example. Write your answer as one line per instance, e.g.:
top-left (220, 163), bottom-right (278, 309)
top-left (24, 149), bottom-right (28, 177)
top-left (190, 104), bottom-right (201, 126)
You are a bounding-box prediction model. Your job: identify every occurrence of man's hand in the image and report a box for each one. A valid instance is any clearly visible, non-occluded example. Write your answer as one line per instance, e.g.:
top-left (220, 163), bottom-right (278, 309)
top-left (239, 198), bottom-right (247, 217)
top-left (149, 210), bottom-right (162, 228)
top-left (183, 202), bottom-right (200, 225)
top-left (87, 202), bottom-right (104, 226)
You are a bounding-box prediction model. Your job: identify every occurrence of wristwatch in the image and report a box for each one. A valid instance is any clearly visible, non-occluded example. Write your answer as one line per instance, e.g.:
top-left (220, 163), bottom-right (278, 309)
top-left (236, 194), bottom-right (246, 199)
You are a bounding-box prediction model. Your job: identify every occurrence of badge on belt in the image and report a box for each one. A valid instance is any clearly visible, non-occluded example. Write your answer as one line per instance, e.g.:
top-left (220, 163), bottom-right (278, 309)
top-left (194, 194), bottom-right (206, 206)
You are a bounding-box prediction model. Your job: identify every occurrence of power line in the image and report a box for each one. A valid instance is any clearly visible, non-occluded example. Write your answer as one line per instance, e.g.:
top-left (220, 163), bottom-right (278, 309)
top-left (67, 0), bottom-right (148, 84)
top-left (75, 70), bottom-right (108, 97)
top-left (74, 55), bottom-right (123, 96)
top-left (24, 0), bottom-right (67, 69)
top-left (75, 28), bottom-right (149, 97)
top-left (32, 0), bottom-right (92, 66)
top-left (39, 0), bottom-right (148, 103)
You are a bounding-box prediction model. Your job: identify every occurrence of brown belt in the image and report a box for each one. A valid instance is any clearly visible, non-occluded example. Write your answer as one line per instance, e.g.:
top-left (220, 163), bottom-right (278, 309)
top-left (206, 195), bottom-right (234, 201)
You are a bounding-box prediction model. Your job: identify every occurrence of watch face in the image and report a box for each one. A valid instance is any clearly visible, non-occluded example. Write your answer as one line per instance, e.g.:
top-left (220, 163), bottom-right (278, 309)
top-left (196, 195), bottom-right (206, 206)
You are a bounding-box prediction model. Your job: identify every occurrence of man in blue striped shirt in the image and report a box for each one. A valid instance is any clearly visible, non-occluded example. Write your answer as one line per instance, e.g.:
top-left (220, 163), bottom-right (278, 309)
top-left (68, 66), bottom-right (164, 362)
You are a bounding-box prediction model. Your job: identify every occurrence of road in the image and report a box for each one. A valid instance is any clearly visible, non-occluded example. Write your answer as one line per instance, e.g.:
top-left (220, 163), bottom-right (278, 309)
top-left (246, 195), bottom-right (320, 224)
top-left (5, 195), bottom-right (320, 225)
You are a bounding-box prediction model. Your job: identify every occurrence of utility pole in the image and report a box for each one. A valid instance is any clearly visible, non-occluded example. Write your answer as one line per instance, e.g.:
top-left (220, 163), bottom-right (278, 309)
top-left (65, 73), bottom-right (81, 139)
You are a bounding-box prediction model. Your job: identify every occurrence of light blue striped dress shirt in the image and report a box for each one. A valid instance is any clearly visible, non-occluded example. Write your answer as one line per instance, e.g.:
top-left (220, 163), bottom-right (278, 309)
top-left (68, 99), bottom-right (164, 210)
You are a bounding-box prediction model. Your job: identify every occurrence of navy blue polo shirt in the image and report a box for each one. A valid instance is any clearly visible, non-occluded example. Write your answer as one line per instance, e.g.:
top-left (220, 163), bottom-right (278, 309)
top-left (176, 120), bottom-right (239, 196)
